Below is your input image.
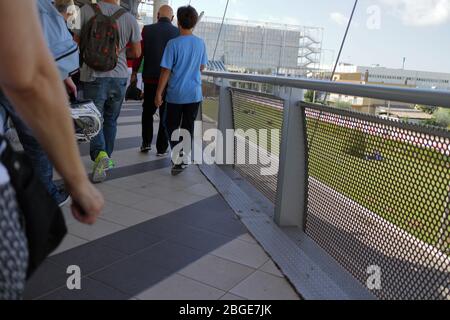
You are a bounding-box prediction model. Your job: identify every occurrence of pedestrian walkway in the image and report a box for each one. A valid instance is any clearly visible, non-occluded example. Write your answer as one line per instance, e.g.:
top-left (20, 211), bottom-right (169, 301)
top-left (23, 101), bottom-right (300, 300)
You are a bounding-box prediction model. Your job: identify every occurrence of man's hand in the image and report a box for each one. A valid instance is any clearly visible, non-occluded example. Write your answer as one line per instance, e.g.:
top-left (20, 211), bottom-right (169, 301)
top-left (64, 77), bottom-right (77, 98)
top-left (130, 72), bottom-right (138, 84)
top-left (68, 178), bottom-right (104, 225)
top-left (155, 93), bottom-right (164, 108)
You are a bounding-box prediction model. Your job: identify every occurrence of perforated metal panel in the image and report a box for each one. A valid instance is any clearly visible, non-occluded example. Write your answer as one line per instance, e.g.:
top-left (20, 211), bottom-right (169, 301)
top-left (303, 103), bottom-right (450, 300)
top-left (202, 79), bottom-right (220, 133)
top-left (231, 89), bottom-right (284, 202)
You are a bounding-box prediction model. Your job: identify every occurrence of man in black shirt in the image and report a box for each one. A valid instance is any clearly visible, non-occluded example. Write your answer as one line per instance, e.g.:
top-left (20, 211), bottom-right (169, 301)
top-left (132, 5), bottom-right (179, 155)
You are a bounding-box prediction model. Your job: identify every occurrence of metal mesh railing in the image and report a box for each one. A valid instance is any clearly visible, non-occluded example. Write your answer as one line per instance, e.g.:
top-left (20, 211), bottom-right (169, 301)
top-left (231, 89), bottom-right (284, 202)
top-left (303, 103), bottom-right (450, 300)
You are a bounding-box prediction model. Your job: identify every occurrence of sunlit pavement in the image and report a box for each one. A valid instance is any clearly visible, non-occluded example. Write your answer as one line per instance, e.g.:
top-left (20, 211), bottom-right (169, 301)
top-left (23, 101), bottom-right (300, 300)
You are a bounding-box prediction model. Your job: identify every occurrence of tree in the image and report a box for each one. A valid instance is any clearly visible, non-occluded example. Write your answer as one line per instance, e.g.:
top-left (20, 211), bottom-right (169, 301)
top-left (433, 108), bottom-right (450, 129)
top-left (415, 104), bottom-right (438, 115)
top-left (304, 90), bottom-right (315, 102)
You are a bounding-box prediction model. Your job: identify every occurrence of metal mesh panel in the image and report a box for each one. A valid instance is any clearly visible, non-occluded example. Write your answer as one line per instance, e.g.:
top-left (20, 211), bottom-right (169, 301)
top-left (202, 79), bottom-right (219, 134)
top-left (231, 89), bottom-right (284, 202)
top-left (304, 103), bottom-right (450, 300)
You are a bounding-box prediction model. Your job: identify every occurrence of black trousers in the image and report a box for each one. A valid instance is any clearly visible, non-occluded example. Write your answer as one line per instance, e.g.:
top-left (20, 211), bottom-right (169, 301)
top-left (165, 102), bottom-right (200, 154)
top-left (142, 83), bottom-right (169, 153)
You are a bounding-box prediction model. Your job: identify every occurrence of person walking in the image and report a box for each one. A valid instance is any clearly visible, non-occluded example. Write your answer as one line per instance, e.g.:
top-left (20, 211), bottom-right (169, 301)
top-left (132, 5), bottom-right (179, 155)
top-left (74, 0), bottom-right (141, 183)
top-left (0, 0), bottom-right (80, 206)
top-left (0, 0), bottom-right (103, 300)
top-left (155, 5), bottom-right (208, 176)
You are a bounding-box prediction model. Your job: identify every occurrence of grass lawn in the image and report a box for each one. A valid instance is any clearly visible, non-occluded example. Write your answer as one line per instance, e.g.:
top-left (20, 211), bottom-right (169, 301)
top-left (307, 117), bottom-right (449, 249)
top-left (203, 95), bottom-right (450, 250)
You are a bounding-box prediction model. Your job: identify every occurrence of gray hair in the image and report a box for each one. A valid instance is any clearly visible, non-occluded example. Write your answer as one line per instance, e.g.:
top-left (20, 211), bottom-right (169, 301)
top-left (54, 0), bottom-right (74, 14)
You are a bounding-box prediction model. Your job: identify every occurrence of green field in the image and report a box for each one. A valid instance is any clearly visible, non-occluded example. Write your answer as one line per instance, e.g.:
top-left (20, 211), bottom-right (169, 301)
top-left (203, 97), bottom-right (450, 250)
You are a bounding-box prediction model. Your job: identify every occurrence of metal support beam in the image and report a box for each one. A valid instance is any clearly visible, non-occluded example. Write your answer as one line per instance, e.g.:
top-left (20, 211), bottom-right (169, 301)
top-left (274, 87), bottom-right (307, 228)
top-left (216, 80), bottom-right (235, 165)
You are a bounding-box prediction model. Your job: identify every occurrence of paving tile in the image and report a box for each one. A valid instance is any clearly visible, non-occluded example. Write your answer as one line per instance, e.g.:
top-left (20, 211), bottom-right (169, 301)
top-left (199, 218), bottom-right (248, 238)
top-left (230, 271), bottom-right (300, 300)
top-left (62, 206), bottom-right (79, 226)
top-left (259, 260), bottom-right (284, 278)
top-left (211, 239), bottom-right (270, 269)
top-left (136, 274), bottom-right (224, 300)
top-left (170, 226), bottom-right (235, 253)
top-left (134, 215), bottom-right (193, 238)
top-left (130, 197), bottom-right (185, 216)
top-left (68, 219), bottom-right (125, 241)
top-left (219, 293), bottom-right (247, 300)
top-left (168, 195), bottom-right (236, 227)
top-left (51, 234), bottom-right (88, 256)
top-left (132, 185), bottom-right (206, 206)
top-left (90, 251), bottom-right (174, 295)
top-left (178, 255), bottom-right (255, 291)
top-left (237, 233), bottom-right (258, 244)
top-left (131, 240), bottom-right (205, 273)
top-left (48, 242), bottom-right (126, 275)
top-left (95, 228), bottom-right (163, 255)
top-left (94, 183), bottom-right (123, 196)
top-left (185, 183), bottom-right (218, 198)
top-left (105, 176), bottom-right (147, 190)
top-left (168, 191), bottom-right (207, 206)
top-left (100, 203), bottom-right (158, 227)
top-left (104, 189), bottom-right (149, 207)
top-left (24, 261), bottom-right (68, 300)
top-left (156, 174), bottom-right (202, 190)
top-left (39, 278), bottom-right (129, 300)
top-left (130, 183), bottom-right (181, 199)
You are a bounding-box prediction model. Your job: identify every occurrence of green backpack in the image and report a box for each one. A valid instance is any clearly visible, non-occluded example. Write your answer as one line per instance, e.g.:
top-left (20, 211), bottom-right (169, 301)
top-left (80, 4), bottom-right (127, 72)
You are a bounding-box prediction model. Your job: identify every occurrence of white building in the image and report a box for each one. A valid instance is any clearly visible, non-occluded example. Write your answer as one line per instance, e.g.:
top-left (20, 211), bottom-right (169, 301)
top-left (193, 17), bottom-right (323, 74)
top-left (336, 64), bottom-right (450, 90)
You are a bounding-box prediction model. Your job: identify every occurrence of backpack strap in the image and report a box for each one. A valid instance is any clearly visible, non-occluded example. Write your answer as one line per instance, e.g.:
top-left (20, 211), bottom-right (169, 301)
top-left (90, 3), bottom-right (103, 15)
top-left (112, 8), bottom-right (127, 21)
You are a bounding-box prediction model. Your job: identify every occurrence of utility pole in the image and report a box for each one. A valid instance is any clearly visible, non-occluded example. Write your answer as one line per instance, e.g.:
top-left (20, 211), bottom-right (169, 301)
top-left (153, 0), bottom-right (169, 23)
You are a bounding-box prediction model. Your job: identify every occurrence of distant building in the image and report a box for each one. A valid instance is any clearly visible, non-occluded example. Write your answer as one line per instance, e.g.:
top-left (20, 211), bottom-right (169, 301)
top-left (334, 64), bottom-right (450, 90)
top-left (323, 64), bottom-right (447, 121)
top-left (193, 17), bottom-right (323, 75)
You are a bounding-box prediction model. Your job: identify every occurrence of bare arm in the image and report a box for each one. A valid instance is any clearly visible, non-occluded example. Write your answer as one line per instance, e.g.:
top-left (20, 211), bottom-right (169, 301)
top-left (155, 68), bottom-right (171, 108)
top-left (0, 1), bottom-right (103, 224)
top-left (127, 41), bottom-right (142, 60)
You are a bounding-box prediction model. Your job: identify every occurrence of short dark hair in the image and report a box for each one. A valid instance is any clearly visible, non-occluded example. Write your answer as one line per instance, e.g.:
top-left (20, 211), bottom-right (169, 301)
top-left (177, 6), bottom-right (199, 30)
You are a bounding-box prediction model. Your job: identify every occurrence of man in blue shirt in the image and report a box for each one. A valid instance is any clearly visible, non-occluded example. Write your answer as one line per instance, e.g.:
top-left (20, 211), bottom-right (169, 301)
top-left (155, 5), bottom-right (208, 176)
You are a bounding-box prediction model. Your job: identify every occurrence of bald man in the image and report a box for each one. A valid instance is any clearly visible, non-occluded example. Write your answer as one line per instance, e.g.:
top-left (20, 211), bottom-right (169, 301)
top-left (132, 5), bottom-right (180, 155)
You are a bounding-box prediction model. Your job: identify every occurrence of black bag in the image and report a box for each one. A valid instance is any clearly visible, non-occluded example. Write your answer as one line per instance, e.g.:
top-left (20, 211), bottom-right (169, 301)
top-left (125, 81), bottom-right (143, 101)
top-left (0, 137), bottom-right (67, 278)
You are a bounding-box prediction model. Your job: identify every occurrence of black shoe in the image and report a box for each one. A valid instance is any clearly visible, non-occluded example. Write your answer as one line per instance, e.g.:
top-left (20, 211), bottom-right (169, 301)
top-left (56, 190), bottom-right (71, 208)
top-left (171, 163), bottom-right (185, 176)
top-left (140, 144), bottom-right (152, 153)
top-left (156, 151), bottom-right (169, 157)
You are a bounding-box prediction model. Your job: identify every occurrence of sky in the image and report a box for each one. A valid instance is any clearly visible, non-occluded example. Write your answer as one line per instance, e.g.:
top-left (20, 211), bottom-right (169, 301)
top-left (160, 0), bottom-right (450, 74)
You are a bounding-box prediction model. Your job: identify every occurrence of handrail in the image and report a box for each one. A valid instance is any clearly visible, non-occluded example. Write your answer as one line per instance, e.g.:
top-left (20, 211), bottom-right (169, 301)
top-left (204, 71), bottom-right (450, 109)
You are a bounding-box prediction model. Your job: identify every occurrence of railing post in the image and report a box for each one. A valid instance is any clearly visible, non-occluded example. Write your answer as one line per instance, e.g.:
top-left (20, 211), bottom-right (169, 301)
top-left (216, 79), bottom-right (235, 165)
top-left (274, 87), bottom-right (307, 228)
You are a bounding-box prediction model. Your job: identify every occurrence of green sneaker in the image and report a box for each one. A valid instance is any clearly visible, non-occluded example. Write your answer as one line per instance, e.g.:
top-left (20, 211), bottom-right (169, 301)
top-left (107, 158), bottom-right (116, 170)
top-left (92, 151), bottom-right (110, 183)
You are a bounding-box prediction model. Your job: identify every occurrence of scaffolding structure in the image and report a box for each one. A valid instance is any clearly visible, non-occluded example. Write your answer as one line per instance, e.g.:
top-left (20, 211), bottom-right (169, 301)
top-left (194, 17), bottom-right (323, 76)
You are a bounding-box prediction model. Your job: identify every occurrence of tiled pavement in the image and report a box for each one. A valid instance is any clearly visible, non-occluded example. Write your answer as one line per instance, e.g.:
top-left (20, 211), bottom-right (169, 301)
top-left (24, 102), bottom-right (300, 300)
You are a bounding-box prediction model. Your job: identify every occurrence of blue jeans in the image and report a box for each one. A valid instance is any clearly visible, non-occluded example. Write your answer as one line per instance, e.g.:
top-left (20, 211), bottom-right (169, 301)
top-left (83, 77), bottom-right (127, 161)
top-left (0, 91), bottom-right (62, 203)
